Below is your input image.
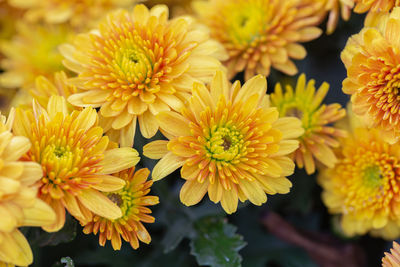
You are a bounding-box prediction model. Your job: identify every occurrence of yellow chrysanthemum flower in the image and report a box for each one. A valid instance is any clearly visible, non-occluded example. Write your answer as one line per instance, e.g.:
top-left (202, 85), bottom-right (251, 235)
top-left (319, 123), bottom-right (400, 239)
top-left (193, 0), bottom-right (323, 80)
top-left (30, 71), bottom-right (77, 111)
top-left (0, 111), bottom-right (56, 267)
top-left (383, 242), bottom-right (400, 267)
top-left (8, 0), bottom-right (134, 28)
top-left (270, 74), bottom-right (346, 174)
top-left (342, 7), bottom-right (400, 143)
top-left (82, 167), bottom-right (159, 250)
top-left (13, 96), bottom-right (140, 232)
top-left (0, 22), bottom-right (73, 89)
top-left (61, 4), bottom-right (227, 147)
top-left (144, 71), bottom-right (303, 214)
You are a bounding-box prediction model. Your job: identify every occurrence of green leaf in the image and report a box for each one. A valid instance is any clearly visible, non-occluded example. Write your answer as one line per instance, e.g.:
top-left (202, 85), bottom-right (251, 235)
top-left (190, 217), bottom-right (247, 267)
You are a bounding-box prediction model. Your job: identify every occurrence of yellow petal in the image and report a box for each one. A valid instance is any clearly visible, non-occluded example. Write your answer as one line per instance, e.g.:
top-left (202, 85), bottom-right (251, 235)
top-left (157, 111), bottom-right (191, 137)
top-left (220, 187), bottom-right (238, 214)
top-left (0, 230), bottom-right (32, 266)
top-left (0, 205), bottom-right (17, 232)
top-left (22, 199), bottom-right (56, 227)
top-left (138, 111), bottom-right (159, 139)
top-left (99, 147), bottom-right (139, 174)
top-left (143, 140), bottom-right (169, 159)
top-left (91, 175), bottom-right (126, 192)
top-left (3, 136), bottom-right (31, 162)
top-left (78, 189), bottom-right (122, 220)
top-left (180, 179), bottom-right (209, 206)
top-left (152, 152), bottom-right (184, 181)
top-left (239, 179), bottom-right (267, 206)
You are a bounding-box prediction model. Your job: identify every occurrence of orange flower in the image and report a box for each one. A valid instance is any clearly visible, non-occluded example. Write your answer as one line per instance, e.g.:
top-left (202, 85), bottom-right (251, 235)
top-left (144, 71), bottom-right (303, 214)
top-left (383, 242), bottom-right (400, 267)
top-left (13, 96), bottom-right (140, 232)
top-left (61, 4), bottom-right (227, 147)
top-left (82, 168), bottom-right (159, 250)
top-left (193, 0), bottom-right (324, 79)
top-left (341, 7), bottom-right (400, 143)
top-left (270, 74), bottom-right (347, 174)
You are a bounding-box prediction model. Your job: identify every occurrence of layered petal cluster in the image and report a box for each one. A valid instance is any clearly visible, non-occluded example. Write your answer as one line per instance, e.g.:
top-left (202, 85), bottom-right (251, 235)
top-left (0, 22), bottom-right (73, 89)
top-left (193, 0), bottom-right (324, 80)
top-left (13, 96), bottom-right (140, 232)
top-left (30, 71), bottom-right (77, 111)
top-left (61, 4), bottom-right (227, 147)
top-left (0, 112), bottom-right (56, 266)
top-left (144, 71), bottom-right (303, 214)
top-left (353, 0), bottom-right (398, 14)
top-left (319, 125), bottom-right (400, 239)
top-left (383, 242), bottom-right (400, 267)
top-left (341, 7), bottom-right (400, 143)
top-left (82, 167), bottom-right (159, 250)
top-left (270, 74), bottom-right (346, 174)
top-left (8, 0), bottom-right (134, 28)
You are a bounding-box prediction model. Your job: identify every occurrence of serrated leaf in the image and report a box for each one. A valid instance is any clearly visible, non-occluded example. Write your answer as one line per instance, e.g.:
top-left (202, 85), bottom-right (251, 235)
top-left (190, 217), bottom-right (246, 267)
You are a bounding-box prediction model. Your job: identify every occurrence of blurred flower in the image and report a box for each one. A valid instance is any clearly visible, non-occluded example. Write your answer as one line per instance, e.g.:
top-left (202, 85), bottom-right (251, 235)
top-left (270, 74), bottom-right (346, 174)
top-left (320, 0), bottom-right (353, 34)
top-left (319, 122), bottom-right (400, 239)
top-left (341, 7), bottom-right (400, 144)
top-left (30, 71), bottom-right (77, 111)
top-left (193, 0), bottom-right (323, 80)
top-left (0, 22), bottom-right (73, 90)
top-left (0, 111), bottom-right (56, 266)
top-left (61, 4), bottom-right (227, 147)
top-left (82, 167), bottom-right (159, 250)
top-left (144, 71), bottom-right (303, 214)
top-left (8, 0), bottom-right (135, 29)
top-left (13, 96), bottom-right (140, 232)
top-left (145, 0), bottom-right (194, 16)
top-left (383, 241), bottom-right (400, 267)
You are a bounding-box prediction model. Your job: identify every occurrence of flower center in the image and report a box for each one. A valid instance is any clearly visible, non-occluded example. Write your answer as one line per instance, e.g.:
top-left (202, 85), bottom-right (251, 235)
top-left (206, 126), bottom-right (244, 162)
top-left (362, 165), bottom-right (382, 187)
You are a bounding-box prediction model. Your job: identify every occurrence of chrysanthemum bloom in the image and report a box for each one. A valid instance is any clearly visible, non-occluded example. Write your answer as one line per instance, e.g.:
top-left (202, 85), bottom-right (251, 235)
top-left (319, 0), bottom-right (353, 34)
top-left (8, 0), bottom-right (134, 28)
top-left (0, 22), bottom-right (73, 89)
top-left (192, 0), bottom-right (324, 80)
top-left (144, 71), bottom-right (303, 214)
top-left (13, 96), bottom-right (140, 232)
top-left (30, 71), bottom-right (77, 111)
top-left (341, 7), bottom-right (400, 143)
top-left (0, 112), bottom-right (56, 267)
top-left (61, 4), bottom-right (227, 147)
top-left (383, 242), bottom-right (400, 267)
top-left (270, 74), bottom-right (346, 174)
top-left (319, 125), bottom-right (400, 239)
top-left (82, 167), bottom-right (159, 250)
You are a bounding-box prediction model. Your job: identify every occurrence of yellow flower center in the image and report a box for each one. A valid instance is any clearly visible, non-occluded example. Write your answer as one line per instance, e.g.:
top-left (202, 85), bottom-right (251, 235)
top-left (362, 165), bottom-right (382, 188)
top-left (106, 181), bottom-right (136, 220)
top-left (205, 126), bottom-right (245, 162)
top-left (224, 2), bottom-right (264, 45)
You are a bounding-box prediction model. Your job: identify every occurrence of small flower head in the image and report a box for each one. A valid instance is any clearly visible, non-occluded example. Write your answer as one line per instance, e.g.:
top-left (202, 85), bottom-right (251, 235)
top-left (193, 0), bottom-right (323, 80)
top-left (61, 4), bottom-right (227, 147)
top-left (383, 241), bottom-right (400, 267)
top-left (319, 123), bottom-right (400, 239)
top-left (13, 96), bottom-right (140, 232)
top-left (0, 111), bottom-right (55, 266)
top-left (144, 71), bottom-right (303, 214)
top-left (0, 22), bottom-right (73, 89)
top-left (82, 167), bottom-right (159, 250)
top-left (8, 0), bottom-right (134, 28)
top-left (342, 7), bottom-right (400, 143)
top-left (270, 74), bottom-right (346, 174)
